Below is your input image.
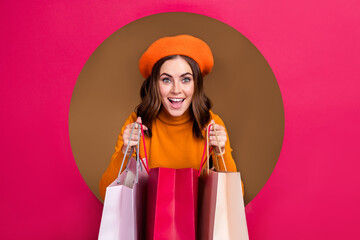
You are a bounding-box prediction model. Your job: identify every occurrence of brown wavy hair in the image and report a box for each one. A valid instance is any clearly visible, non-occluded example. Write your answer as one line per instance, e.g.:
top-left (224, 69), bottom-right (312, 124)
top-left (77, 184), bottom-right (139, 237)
top-left (136, 55), bottom-right (212, 139)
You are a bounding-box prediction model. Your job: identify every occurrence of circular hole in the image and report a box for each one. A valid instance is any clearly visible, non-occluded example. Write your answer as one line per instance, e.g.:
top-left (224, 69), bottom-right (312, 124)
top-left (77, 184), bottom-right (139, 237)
top-left (69, 12), bottom-right (284, 205)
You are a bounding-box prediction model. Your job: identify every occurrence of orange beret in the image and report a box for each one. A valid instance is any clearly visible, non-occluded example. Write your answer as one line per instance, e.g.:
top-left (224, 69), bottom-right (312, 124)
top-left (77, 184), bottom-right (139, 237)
top-left (139, 34), bottom-right (214, 79)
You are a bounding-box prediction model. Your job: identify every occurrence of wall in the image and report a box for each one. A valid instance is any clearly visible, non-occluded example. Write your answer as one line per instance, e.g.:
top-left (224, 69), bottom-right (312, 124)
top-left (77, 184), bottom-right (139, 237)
top-left (1, 0), bottom-right (359, 239)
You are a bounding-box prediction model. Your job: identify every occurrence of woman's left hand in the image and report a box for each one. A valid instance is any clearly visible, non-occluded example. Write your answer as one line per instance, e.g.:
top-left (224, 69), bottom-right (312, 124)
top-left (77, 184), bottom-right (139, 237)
top-left (208, 120), bottom-right (227, 155)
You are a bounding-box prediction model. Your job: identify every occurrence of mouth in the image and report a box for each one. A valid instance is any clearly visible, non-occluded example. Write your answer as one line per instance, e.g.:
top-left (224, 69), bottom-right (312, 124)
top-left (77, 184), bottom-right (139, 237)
top-left (168, 98), bottom-right (185, 109)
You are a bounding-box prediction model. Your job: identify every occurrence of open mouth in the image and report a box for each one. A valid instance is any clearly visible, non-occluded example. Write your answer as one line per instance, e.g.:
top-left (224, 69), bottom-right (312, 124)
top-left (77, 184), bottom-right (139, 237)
top-left (168, 98), bottom-right (185, 109)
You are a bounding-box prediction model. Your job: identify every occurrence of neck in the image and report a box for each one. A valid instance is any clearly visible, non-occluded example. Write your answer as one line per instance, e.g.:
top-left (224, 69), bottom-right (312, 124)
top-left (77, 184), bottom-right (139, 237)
top-left (157, 107), bottom-right (192, 125)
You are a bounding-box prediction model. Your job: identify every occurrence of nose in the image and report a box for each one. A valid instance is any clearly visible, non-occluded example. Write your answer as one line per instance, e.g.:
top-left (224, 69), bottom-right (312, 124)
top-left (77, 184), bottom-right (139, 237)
top-left (171, 80), bottom-right (181, 94)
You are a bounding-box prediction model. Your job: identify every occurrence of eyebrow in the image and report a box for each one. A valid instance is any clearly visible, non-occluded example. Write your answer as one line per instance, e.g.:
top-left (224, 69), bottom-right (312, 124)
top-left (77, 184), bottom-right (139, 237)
top-left (160, 72), bottom-right (193, 77)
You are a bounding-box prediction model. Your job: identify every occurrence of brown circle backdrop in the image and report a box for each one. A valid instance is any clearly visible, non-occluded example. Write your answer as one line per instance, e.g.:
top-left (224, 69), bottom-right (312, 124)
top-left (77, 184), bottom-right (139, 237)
top-left (69, 12), bottom-right (284, 205)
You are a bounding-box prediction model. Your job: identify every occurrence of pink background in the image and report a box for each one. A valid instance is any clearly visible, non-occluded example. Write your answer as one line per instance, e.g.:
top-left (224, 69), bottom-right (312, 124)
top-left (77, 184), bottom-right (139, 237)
top-left (1, 0), bottom-right (359, 239)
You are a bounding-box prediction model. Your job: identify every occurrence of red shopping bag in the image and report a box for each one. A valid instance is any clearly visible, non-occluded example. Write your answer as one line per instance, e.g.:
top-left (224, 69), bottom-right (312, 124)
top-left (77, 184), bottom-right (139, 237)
top-left (146, 167), bottom-right (199, 240)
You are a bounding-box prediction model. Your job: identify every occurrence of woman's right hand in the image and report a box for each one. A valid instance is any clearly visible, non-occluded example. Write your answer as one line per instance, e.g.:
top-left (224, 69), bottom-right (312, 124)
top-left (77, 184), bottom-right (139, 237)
top-left (121, 117), bottom-right (148, 155)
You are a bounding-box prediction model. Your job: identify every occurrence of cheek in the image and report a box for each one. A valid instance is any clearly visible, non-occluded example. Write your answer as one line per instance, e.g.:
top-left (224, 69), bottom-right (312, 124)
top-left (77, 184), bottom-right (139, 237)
top-left (185, 84), bottom-right (195, 98)
top-left (158, 84), bottom-right (169, 99)
top-left (157, 83), bottom-right (165, 97)
top-left (186, 90), bottom-right (194, 98)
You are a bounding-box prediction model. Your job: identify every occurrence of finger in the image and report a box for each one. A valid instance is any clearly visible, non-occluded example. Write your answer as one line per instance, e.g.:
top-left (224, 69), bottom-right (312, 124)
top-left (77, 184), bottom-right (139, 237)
top-left (127, 123), bottom-right (144, 133)
top-left (209, 123), bottom-right (225, 132)
top-left (125, 148), bottom-right (136, 156)
top-left (124, 129), bottom-right (140, 138)
top-left (125, 123), bottom-right (133, 130)
top-left (216, 126), bottom-right (225, 132)
top-left (209, 120), bottom-right (216, 130)
top-left (135, 117), bottom-right (142, 129)
top-left (126, 140), bottom-right (140, 147)
top-left (210, 131), bottom-right (226, 140)
top-left (209, 141), bottom-right (225, 148)
top-left (210, 124), bottom-right (225, 131)
top-left (209, 136), bottom-right (226, 142)
top-left (209, 130), bottom-right (226, 136)
top-left (126, 122), bottom-right (138, 131)
top-left (122, 143), bottom-right (136, 153)
top-left (210, 132), bottom-right (226, 138)
top-left (125, 146), bottom-right (134, 153)
top-left (135, 117), bottom-right (149, 131)
top-left (209, 136), bottom-right (226, 143)
top-left (125, 131), bottom-right (140, 140)
top-left (126, 130), bottom-right (145, 141)
top-left (124, 132), bottom-right (140, 141)
top-left (209, 136), bottom-right (227, 143)
top-left (209, 140), bottom-right (226, 148)
top-left (134, 117), bottom-right (143, 129)
top-left (134, 129), bottom-right (146, 137)
top-left (130, 135), bottom-right (140, 141)
top-left (123, 138), bottom-right (133, 146)
top-left (205, 121), bottom-right (214, 131)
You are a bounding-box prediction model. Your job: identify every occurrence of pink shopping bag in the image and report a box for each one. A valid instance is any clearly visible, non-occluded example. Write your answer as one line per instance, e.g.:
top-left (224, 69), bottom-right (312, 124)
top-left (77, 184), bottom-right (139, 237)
top-left (98, 122), bottom-right (149, 240)
top-left (98, 157), bottom-right (147, 240)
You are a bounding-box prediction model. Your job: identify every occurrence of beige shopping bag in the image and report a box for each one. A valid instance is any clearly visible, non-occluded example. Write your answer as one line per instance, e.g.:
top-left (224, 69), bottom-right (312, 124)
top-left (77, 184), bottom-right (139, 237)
top-left (198, 124), bottom-right (249, 240)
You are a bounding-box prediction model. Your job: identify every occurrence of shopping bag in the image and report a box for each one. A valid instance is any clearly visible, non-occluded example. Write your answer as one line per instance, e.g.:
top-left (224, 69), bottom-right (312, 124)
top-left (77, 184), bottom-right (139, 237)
top-left (146, 167), bottom-right (199, 240)
top-left (98, 122), bottom-right (149, 240)
top-left (198, 124), bottom-right (249, 240)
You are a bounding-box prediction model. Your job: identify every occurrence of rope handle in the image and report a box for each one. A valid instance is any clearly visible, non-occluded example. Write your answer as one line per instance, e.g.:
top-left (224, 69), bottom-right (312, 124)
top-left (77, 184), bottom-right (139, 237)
top-left (118, 122), bottom-right (149, 178)
top-left (198, 123), bottom-right (228, 177)
top-left (139, 123), bottom-right (149, 173)
top-left (198, 140), bottom-right (214, 177)
top-left (118, 122), bottom-right (137, 178)
top-left (211, 123), bottom-right (227, 172)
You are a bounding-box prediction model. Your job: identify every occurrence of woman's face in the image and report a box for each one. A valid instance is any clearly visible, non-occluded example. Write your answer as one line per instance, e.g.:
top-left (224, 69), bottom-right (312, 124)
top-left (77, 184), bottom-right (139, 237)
top-left (158, 56), bottom-right (195, 117)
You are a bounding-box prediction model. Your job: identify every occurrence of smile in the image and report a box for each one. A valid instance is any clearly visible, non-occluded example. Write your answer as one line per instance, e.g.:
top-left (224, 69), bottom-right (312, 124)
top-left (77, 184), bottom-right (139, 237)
top-left (168, 98), bottom-right (185, 103)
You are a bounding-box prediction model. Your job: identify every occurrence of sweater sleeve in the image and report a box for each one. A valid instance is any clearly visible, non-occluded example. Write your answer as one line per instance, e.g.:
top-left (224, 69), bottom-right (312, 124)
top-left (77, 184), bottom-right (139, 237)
top-left (99, 112), bottom-right (137, 200)
top-left (210, 112), bottom-right (245, 195)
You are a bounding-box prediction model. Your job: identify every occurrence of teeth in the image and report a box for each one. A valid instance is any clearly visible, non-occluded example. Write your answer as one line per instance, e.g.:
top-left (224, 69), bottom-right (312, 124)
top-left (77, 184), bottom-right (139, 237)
top-left (169, 98), bottom-right (184, 102)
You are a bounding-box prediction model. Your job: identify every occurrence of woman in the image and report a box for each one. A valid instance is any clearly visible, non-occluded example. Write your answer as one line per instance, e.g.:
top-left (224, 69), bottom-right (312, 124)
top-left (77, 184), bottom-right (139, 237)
top-left (99, 34), bottom-right (238, 200)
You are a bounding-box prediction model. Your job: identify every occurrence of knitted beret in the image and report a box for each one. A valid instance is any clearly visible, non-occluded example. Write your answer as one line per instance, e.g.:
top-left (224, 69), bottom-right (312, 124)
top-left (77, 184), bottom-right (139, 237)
top-left (139, 34), bottom-right (214, 79)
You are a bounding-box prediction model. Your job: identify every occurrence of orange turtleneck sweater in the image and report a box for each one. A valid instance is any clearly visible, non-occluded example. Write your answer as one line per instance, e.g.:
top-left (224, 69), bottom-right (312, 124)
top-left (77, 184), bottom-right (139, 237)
top-left (99, 109), bottom-right (239, 200)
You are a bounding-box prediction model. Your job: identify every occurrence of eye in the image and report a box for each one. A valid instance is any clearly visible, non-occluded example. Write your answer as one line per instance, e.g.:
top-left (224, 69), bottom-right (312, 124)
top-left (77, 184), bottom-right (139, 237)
top-left (161, 78), bottom-right (171, 83)
top-left (182, 77), bottom-right (191, 83)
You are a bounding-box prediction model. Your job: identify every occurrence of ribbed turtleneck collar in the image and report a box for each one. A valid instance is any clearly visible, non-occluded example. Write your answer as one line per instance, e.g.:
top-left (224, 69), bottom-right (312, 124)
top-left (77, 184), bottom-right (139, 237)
top-left (157, 108), bottom-right (192, 125)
